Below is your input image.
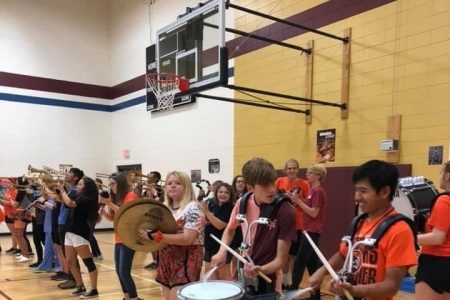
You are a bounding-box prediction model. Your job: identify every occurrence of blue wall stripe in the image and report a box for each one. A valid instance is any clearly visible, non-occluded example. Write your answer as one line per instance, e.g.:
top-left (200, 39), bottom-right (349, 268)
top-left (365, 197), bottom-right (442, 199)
top-left (0, 67), bottom-right (235, 112)
top-left (0, 92), bottom-right (112, 112)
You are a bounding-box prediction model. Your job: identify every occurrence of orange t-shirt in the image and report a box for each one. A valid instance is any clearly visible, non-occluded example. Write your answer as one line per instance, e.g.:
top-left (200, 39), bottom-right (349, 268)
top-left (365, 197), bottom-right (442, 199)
top-left (114, 192), bottom-right (138, 244)
top-left (339, 210), bottom-right (417, 300)
top-left (421, 194), bottom-right (450, 257)
top-left (275, 177), bottom-right (310, 230)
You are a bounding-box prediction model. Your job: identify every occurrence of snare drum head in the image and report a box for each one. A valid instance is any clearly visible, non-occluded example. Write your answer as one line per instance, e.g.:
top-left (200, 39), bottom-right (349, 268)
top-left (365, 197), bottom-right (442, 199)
top-left (177, 281), bottom-right (244, 300)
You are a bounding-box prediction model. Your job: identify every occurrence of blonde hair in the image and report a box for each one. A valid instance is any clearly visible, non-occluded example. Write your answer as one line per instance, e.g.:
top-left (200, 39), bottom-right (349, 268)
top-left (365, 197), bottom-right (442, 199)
top-left (307, 164), bottom-right (327, 182)
top-left (164, 171), bottom-right (195, 210)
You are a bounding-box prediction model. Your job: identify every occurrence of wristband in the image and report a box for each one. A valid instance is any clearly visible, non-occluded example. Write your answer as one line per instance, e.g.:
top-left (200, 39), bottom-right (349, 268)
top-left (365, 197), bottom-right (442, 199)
top-left (154, 230), bottom-right (163, 243)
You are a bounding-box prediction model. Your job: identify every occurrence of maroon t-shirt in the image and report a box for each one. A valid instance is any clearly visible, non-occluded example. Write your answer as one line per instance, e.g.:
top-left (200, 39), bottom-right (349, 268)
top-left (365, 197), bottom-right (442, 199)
top-left (302, 186), bottom-right (327, 233)
top-left (251, 200), bottom-right (297, 284)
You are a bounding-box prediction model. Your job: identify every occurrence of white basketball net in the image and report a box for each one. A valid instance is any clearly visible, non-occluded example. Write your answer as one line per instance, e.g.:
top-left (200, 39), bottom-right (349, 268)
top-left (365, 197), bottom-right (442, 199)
top-left (147, 73), bottom-right (180, 110)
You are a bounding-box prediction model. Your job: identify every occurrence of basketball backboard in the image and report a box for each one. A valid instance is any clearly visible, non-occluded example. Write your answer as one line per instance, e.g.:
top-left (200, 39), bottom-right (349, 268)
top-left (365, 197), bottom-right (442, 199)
top-left (146, 0), bottom-right (228, 112)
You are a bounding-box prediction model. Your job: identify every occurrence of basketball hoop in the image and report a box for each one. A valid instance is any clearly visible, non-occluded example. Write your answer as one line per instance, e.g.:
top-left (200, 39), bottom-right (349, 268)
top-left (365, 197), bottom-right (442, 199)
top-left (146, 73), bottom-right (189, 110)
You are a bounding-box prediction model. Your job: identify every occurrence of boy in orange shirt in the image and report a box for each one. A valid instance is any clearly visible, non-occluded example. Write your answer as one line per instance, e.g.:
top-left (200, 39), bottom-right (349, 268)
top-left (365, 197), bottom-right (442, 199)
top-left (308, 160), bottom-right (416, 300)
top-left (275, 159), bottom-right (310, 289)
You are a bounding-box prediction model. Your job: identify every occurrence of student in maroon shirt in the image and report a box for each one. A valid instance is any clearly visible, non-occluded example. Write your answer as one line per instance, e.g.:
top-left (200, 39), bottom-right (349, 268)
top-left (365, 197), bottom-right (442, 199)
top-left (212, 157), bottom-right (297, 298)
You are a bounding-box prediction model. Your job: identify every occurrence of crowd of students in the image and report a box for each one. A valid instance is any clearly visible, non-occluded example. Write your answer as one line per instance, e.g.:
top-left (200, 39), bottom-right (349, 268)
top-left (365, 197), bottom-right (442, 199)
top-left (0, 158), bottom-right (449, 300)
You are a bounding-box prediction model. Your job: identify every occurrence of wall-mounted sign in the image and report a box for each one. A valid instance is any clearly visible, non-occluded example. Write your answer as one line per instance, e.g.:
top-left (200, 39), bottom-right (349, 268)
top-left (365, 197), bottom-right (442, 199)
top-left (316, 129), bottom-right (336, 163)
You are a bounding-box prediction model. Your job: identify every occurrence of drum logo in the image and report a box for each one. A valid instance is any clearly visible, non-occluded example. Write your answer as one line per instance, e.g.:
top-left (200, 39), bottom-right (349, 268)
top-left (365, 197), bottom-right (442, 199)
top-left (144, 207), bottom-right (164, 223)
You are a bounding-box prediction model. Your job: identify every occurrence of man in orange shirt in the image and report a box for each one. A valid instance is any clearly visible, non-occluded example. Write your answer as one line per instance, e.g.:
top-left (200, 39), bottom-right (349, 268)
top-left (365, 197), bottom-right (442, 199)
top-left (275, 159), bottom-right (310, 289)
top-left (308, 160), bottom-right (416, 300)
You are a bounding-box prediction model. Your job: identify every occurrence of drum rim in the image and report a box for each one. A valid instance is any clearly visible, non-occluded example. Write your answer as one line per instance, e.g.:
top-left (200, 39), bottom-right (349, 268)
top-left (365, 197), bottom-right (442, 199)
top-left (177, 280), bottom-right (245, 300)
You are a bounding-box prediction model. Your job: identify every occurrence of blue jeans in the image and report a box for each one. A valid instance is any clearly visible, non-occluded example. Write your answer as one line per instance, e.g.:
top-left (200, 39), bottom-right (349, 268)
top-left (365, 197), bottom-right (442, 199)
top-left (114, 243), bottom-right (137, 298)
top-left (37, 231), bottom-right (58, 271)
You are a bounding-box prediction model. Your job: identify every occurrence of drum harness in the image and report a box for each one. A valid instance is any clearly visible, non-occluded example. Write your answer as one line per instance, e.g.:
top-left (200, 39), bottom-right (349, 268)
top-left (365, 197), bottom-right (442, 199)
top-left (235, 192), bottom-right (290, 298)
top-left (337, 211), bottom-right (418, 300)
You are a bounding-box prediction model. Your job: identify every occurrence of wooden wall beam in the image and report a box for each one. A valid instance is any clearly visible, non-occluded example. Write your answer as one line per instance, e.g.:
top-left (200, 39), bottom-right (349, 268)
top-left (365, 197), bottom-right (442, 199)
top-left (341, 28), bottom-right (351, 119)
top-left (305, 40), bottom-right (314, 124)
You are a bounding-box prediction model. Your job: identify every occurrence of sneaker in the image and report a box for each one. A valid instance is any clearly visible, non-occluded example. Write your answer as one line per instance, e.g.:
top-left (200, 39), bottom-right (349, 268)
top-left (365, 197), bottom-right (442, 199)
top-left (18, 256), bottom-right (31, 263)
top-left (15, 254), bottom-right (25, 260)
top-left (58, 279), bottom-right (76, 289)
top-left (33, 268), bottom-right (51, 273)
top-left (5, 247), bottom-right (17, 253)
top-left (93, 255), bottom-right (103, 261)
top-left (144, 261), bottom-right (157, 269)
top-left (71, 285), bottom-right (86, 296)
top-left (51, 272), bottom-right (66, 281)
top-left (80, 288), bottom-right (98, 299)
top-left (12, 249), bottom-right (22, 254)
top-left (29, 261), bottom-right (42, 268)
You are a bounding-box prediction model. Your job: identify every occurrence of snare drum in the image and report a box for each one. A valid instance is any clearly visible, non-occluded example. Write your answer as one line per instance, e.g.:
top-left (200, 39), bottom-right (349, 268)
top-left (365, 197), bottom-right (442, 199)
top-left (177, 280), bottom-right (245, 300)
top-left (392, 177), bottom-right (438, 232)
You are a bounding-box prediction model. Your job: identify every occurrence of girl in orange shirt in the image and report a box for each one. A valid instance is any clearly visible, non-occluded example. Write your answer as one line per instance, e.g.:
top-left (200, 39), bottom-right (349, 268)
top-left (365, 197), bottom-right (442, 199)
top-left (99, 172), bottom-right (140, 300)
top-left (416, 161), bottom-right (450, 300)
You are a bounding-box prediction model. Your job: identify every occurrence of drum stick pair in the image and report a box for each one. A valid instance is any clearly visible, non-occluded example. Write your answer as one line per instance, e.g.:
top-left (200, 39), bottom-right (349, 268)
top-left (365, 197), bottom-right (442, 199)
top-left (303, 231), bottom-right (354, 300)
top-left (210, 234), bottom-right (272, 283)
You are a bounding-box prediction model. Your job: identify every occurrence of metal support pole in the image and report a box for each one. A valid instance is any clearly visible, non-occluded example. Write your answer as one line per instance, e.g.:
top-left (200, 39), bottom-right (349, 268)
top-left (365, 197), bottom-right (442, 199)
top-left (204, 22), bottom-right (311, 54)
top-left (226, 1), bottom-right (348, 44)
top-left (227, 84), bottom-right (346, 109)
top-left (195, 93), bottom-right (309, 114)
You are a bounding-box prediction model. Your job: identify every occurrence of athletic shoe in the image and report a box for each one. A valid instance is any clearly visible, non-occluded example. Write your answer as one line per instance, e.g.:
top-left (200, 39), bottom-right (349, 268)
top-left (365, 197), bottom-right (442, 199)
top-left (12, 249), bottom-right (22, 254)
top-left (80, 288), bottom-right (99, 299)
top-left (5, 247), bottom-right (17, 253)
top-left (50, 272), bottom-right (66, 281)
top-left (71, 285), bottom-right (86, 296)
top-left (29, 261), bottom-right (42, 268)
top-left (33, 268), bottom-right (51, 273)
top-left (58, 279), bottom-right (76, 289)
top-left (93, 255), bottom-right (103, 261)
top-left (15, 254), bottom-right (25, 260)
top-left (18, 256), bottom-right (31, 263)
top-left (144, 261), bottom-right (157, 269)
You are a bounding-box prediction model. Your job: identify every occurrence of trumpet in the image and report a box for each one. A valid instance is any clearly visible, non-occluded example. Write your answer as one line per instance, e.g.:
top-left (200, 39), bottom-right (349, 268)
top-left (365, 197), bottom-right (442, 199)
top-left (127, 170), bottom-right (150, 182)
top-left (28, 164), bottom-right (47, 174)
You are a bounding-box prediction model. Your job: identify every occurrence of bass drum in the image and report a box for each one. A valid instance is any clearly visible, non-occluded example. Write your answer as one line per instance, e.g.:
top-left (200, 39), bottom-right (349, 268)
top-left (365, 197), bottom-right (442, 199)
top-left (392, 177), bottom-right (438, 232)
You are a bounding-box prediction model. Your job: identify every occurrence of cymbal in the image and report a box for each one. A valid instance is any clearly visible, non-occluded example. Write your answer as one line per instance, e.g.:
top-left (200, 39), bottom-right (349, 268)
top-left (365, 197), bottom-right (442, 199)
top-left (114, 198), bottom-right (178, 252)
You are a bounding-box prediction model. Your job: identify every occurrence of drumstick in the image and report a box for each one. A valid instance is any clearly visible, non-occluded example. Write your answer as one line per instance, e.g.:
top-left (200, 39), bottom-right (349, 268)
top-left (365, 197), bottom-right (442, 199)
top-left (210, 234), bottom-right (272, 283)
top-left (303, 231), bottom-right (354, 300)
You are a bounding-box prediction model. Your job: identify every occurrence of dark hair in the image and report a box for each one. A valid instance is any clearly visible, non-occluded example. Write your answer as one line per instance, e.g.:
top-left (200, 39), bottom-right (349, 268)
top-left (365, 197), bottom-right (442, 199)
top-left (150, 171), bottom-right (162, 181)
top-left (214, 182), bottom-right (236, 204)
top-left (78, 177), bottom-right (100, 224)
top-left (352, 160), bottom-right (398, 201)
top-left (242, 157), bottom-right (277, 186)
top-left (232, 175), bottom-right (247, 199)
top-left (15, 177), bottom-right (29, 202)
top-left (70, 168), bottom-right (84, 184)
top-left (110, 172), bottom-right (130, 206)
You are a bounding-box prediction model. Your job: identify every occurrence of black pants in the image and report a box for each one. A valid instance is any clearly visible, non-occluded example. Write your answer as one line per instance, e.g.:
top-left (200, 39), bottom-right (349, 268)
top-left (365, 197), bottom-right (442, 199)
top-left (32, 218), bottom-right (45, 261)
top-left (89, 223), bottom-right (102, 256)
top-left (291, 231), bottom-right (321, 289)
